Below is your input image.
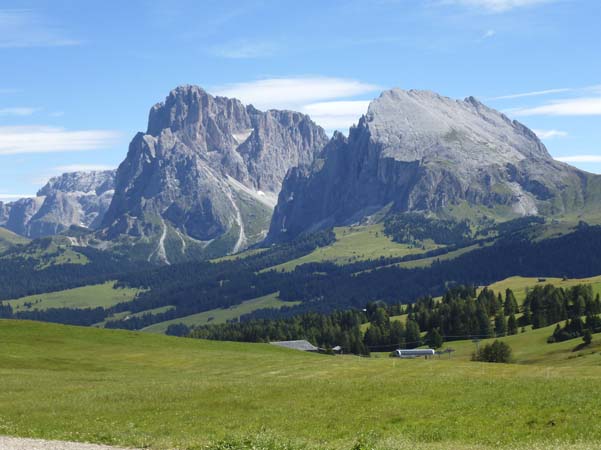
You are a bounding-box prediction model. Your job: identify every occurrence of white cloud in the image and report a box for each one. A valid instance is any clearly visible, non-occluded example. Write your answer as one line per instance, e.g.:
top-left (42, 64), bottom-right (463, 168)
top-left (214, 77), bottom-right (380, 133)
top-left (445, 0), bottom-right (553, 12)
top-left (512, 97), bottom-right (601, 116)
top-left (554, 155), bottom-right (601, 163)
top-left (0, 193), bottom-right (35, 201)
top-left (0, 107), bottom-right (39, 116)
top-left (0, 126), bottom-right (121, 155)
top-left (52, 164), bottom-right (116, 173)
top-left (488, 88), bottom-right (572, 101)
top-left (211, 40), bottom-right (278, 59)
top-left (0, 9), bottom-right (80, 48)
top-left (302, 101), bottom-right (371, 131)
top-left (482, 29), bottom-right (496, 38)
top-left (214, 77), bottom-right (379, 111)
top-left (532, 129), bottom-right (568, 139)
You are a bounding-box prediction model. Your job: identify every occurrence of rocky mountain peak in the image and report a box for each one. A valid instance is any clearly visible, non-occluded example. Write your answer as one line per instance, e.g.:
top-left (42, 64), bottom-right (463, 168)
top-left (267, 88), bottom-right (599, 242)
top-left (38, 170), bottom-right (116, 197)
top-left (365, 88), bottom-right (550, 165)
top-left (101, 85), bottom-right (329, 263)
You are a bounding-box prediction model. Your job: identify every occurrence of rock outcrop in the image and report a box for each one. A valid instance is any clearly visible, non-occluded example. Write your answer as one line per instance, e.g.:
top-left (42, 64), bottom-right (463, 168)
top-left (267, 89), bottom-right (600, 242)
top-left (0, 170), bottom-right (116, 238)
top-left (100, 85), bottom-right (328, 263)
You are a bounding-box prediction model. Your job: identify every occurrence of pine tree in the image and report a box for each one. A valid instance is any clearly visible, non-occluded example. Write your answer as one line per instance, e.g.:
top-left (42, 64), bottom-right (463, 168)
top-left (494, 314), bottom-right (507, 337)
top-left (426, 328), bottom-right (443, 349)
top-left (507, 313), bottom-right (518, 335)
top-left (583, 329), bottom-right (593, 346)
top-left (405, 319), bottom-right (421, 349)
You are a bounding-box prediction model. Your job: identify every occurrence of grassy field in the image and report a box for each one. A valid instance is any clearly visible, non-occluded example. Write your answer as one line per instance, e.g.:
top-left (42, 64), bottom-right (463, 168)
top-left (1, 320), bottom-right (601, 450)
top-left (142, 292), bottom-right (301, 333)
top-left (0, 227), bottom-right (29, 252)
top-left (487, 275), bottom-right (601, 303)
top-left (6, 281), bottom-right (143, 312)
top-left (267, 225), bottom-right (440, 272)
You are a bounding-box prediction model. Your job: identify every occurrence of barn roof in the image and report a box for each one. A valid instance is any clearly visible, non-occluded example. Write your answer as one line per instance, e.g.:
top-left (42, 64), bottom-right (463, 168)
top-left (270, 340), bottom-right (319, 351)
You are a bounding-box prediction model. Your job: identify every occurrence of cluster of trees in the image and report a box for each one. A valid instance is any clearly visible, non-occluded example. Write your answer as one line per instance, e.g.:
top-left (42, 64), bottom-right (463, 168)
top-left (384, 213), bottom-right (472, 246)
top-left (548, 315), bottom-right (601, 343)
top-left (362, 304), bottom-right (422, 350)
top-left (408, 286), bottom-right (519, 343)
top-left (472, 340), bottom-right (513, 363)
top-left (522, 284), bottom-right (601, 329)
top-left (189, 310), bottom-right (370, 355)
top-left (186, 303), bottom-right (433, 355)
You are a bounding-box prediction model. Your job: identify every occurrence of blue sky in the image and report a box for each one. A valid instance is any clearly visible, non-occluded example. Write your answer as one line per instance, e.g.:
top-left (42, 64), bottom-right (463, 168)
top-left (0, 0), bottom-right (599, 200)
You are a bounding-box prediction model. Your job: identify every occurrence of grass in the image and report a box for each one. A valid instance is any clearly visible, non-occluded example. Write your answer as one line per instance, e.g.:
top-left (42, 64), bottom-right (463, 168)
top-left (267, 224), bottom-right (441, 272)
top-left (2, 320), bottom-right (601, 449)
top-left (0, 227), bottom-right (29, 253)
top-left (6, 281), bottom-right (143, 312)
top-left (440, 322), bottom-right (601, 365)
top-left (142, 292), bottom-right (301, 334)
top-left (487, 275), bottom-right (601, 303)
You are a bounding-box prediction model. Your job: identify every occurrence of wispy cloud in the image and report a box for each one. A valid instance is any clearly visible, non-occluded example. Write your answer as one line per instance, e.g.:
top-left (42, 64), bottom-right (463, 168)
top-left (443, 0), bottom-right (553, 13)
top-left (211, 40), bottom-right (278, 59)
top-left (215, 77), bottom-right (379, 132)
top-left (532, 129), bottom-right (568, 139)
top-left (302, 101), bottom-right (370, 131)
top-left (52, 164), bottom-right (116, 173)
top-left (0, 107), bottom-right (39, 116)
top-left (488, 88), bottom-right (572, 101)
top-left (512, 97), bottom-right (601, 116)
top-left (554, 155), bottom-right (601, 163)
top-left (0, 126), bottom-right (121, 155)
top-left (0, 193), bottom-right (35, 201)
top-left (482, 29), bottom-right (496, 39)
top-left (0, 9), bottom-right (80, 48)
top-left (215, 77), bottom-right (379, 110)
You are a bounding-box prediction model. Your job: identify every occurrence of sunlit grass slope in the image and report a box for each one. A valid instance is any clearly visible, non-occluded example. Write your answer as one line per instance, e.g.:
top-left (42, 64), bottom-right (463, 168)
top-left (0, 227), bottom-right (29, 252)
top-left (267, 224), bottom-right (441, 272)
top-left (2, 320), bottom-right (601, 449)
top-left (142, 292), bottom-right (299, 333)
top-left (6, 281), bottom-right (143, 312)
top-left (487, 275), bottom-right (601, 303)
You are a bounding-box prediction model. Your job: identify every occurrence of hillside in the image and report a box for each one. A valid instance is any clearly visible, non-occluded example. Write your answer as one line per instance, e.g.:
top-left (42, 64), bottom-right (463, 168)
top-left (2, 319), bottom-right (601, 450)
top-left (0, 227), bottom-right (29, 252)
top-left (4, 220), bottom-right (601, 332)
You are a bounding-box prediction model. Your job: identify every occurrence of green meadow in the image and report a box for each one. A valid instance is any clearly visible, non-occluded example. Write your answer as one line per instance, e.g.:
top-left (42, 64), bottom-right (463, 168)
top-left (6, 281), bottom-right (143, 311)
top-left (2, 320), bottom-right (601, 450)
top-left (142, 292), bottom-right (300, 333)
top-left (266, 225), bottom-right (440, 272)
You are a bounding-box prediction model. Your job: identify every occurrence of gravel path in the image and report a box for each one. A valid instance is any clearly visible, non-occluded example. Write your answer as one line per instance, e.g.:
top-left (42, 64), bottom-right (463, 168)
top-left (0, 436), bottom-right (139, 450)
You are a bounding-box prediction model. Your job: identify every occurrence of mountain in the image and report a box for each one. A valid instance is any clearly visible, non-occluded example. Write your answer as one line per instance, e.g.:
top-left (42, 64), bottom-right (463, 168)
top-left (99, 85), bottom-right (328, 264)
top-left (0, 170), bottom-right (116, 238)
top-left (267, 89), bottom-right (601, 242)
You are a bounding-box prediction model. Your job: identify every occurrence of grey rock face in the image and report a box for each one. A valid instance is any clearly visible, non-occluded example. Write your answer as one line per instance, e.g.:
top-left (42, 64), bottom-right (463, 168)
top-left (2, 170), bottom-right (116, 238)
top-left (0, 202), bottom-right (10, 225)
top-left (101, 85), bottom-right (328, 263)
top-left (268, 89), bottom-right (600, 242)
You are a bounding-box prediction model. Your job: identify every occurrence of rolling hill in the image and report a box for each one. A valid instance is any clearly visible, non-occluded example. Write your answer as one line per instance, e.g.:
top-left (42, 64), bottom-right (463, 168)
top-left (2, 319), bottom-right (601, 450)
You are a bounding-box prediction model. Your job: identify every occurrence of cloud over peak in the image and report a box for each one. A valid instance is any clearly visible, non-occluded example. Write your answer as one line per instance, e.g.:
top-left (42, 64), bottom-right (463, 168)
top-left (0, 126), bottom-right (121, 155)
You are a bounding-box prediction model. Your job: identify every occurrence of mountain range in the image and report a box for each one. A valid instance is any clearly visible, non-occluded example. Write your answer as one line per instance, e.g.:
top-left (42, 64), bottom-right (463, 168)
top-left (2, 85), bottom-right (600, 262)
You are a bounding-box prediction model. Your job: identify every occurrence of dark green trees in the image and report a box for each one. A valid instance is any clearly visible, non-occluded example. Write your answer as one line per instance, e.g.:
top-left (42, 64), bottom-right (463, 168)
top-left (472, 340), bottom-right (513, 363)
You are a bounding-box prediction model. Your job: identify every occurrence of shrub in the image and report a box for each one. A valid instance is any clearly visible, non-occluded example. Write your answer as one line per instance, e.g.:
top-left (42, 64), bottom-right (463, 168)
top-left (472, 340), bottom-right (513, 363)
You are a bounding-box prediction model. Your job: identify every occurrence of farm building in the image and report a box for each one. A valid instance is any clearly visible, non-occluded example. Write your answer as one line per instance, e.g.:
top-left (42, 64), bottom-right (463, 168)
top-left (270, 340), bottom-right (319, 352)
top-left (392, 349), bottom-right (435, 359)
